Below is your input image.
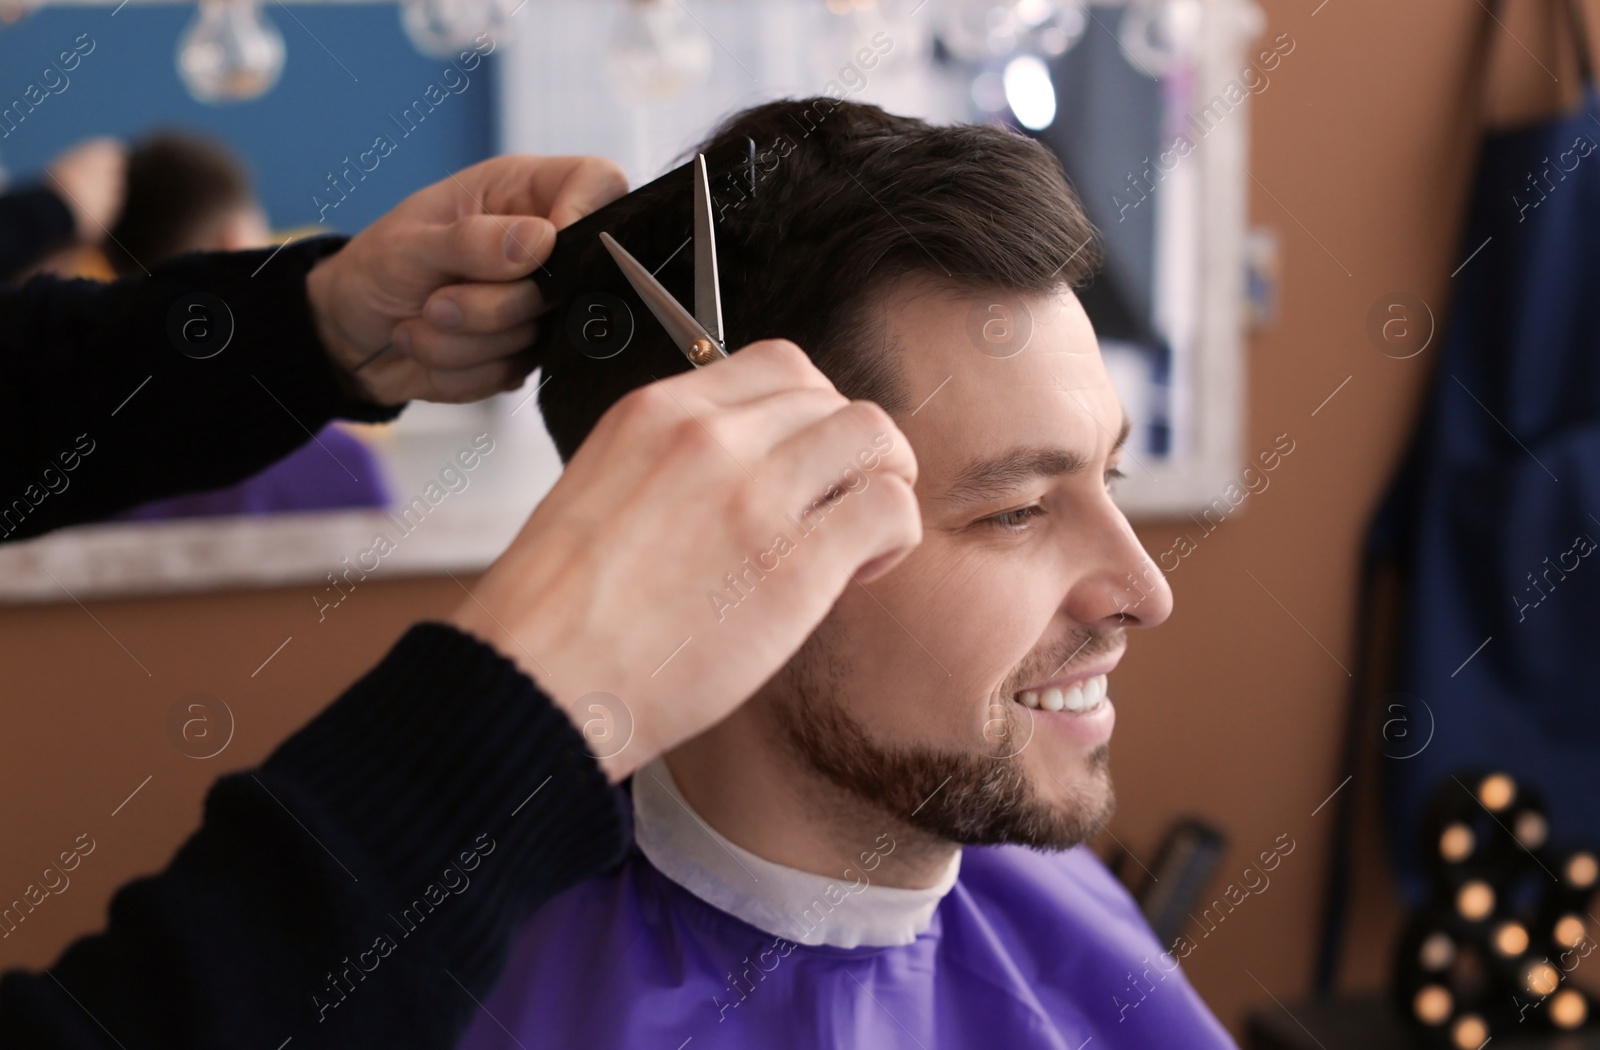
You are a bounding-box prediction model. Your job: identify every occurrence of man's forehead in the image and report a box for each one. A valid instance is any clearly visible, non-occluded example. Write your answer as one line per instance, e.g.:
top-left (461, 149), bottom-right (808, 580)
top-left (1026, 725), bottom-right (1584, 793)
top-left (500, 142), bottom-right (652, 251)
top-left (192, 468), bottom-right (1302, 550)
top-left (873, 280), bottom-right (1121, 491)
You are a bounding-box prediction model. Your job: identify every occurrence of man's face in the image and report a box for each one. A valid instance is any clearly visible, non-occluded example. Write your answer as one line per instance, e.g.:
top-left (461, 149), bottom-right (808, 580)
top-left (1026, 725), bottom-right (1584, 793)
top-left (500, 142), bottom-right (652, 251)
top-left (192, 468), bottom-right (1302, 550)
top-left (764, 274), bottom-right (1173, 850)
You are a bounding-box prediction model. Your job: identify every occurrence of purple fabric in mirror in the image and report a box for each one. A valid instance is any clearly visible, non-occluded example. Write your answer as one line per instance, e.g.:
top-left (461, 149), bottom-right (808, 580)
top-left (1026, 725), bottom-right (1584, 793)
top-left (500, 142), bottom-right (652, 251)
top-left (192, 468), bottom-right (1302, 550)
top-left (112, 424), bottom-right (386, 521)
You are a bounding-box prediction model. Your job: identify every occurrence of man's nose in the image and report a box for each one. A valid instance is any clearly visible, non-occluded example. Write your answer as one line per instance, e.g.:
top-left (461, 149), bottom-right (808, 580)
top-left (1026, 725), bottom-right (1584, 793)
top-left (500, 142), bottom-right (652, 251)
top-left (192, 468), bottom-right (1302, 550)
top-left (1102, 557), bottom-right (1174, 628)
top-left (1064, 518), bottom-right (1174, 630)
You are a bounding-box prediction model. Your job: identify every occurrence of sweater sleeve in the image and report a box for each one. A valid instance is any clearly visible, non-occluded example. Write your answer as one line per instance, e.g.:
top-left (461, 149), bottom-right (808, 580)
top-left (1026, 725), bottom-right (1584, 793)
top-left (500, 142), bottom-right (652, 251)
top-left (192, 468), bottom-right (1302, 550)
top-left (0, 187), bottom-right (77, 280)
top-left (0, 622), bottom-right (631, 1049)
top-left (0, 235), bottom-right (403, 542)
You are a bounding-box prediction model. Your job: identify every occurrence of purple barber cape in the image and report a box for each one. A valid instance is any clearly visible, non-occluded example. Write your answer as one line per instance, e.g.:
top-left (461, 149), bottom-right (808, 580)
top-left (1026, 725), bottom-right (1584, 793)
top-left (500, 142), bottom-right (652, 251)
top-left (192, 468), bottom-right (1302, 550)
top-left (455, 759), bottom-right (1237, 1050)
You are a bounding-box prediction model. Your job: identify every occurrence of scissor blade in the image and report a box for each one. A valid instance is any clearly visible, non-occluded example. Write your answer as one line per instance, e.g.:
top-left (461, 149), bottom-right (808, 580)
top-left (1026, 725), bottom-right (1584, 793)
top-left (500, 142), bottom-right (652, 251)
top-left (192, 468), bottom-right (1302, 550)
top-left (693, 153), bottom-right (724, 346)
top-left (599, 231), bottom-right (713, 357)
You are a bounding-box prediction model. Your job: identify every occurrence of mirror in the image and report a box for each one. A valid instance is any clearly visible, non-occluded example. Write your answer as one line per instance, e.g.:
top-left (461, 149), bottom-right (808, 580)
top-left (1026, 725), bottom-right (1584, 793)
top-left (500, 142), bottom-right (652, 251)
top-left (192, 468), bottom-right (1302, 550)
top-left (0, 0), bottom-right (1257, 604)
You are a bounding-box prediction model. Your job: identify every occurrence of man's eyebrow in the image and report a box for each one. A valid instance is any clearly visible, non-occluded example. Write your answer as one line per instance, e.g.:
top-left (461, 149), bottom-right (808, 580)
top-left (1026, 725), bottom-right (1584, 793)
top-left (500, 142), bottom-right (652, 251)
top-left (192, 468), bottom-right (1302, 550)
top-left (938, 416), bottom-right (1131, 508)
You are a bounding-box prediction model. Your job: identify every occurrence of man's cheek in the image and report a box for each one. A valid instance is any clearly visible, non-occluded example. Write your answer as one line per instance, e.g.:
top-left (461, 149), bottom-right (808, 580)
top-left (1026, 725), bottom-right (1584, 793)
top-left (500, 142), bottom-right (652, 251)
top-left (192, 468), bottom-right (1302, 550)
top-left (819, 594), bottom-right (936, 733)
top-left (885, 553), bottom-right (1037, 702)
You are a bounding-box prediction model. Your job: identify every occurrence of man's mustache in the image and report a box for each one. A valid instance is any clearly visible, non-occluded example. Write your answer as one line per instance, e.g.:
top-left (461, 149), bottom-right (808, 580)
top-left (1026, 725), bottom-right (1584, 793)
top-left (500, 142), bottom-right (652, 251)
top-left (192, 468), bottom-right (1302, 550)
top-left (1004, 628), bottom-right (1127, 695)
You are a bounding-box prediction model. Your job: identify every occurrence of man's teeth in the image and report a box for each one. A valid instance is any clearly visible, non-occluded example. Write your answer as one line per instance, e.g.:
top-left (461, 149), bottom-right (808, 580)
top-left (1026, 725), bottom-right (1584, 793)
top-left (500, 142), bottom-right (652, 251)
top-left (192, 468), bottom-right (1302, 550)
top-left (1017, 674), bottom-right (1109, 713)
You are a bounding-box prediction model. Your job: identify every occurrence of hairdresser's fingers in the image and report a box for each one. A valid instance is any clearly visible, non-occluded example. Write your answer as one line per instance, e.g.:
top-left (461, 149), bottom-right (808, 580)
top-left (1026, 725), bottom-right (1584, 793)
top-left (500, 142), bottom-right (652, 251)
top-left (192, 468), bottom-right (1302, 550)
top-left (716, 387), bottom-right (857, 457)
top-left (564, 381), bottom-right (859, 527)
top-left (782, 470), bottom-right (923, 588)
top-left (392, 319), bottom-right (539, 372)
top-left (557, 386), bottom-right (851, 523)
top-left (564, 339), bottom-right (837, 480)
top-left (423, 278), bottom-right (549, 336)
top-left (654, 338), bottom-right (843, 409)
top-left (464, 154), bottom-right (630, 229)
top-left (540, 155), bottom-right (631, 229)
top-left (390, 305), bottom-right (540, 366)
top-left (768, 399), bottom-right (919, 500)
top-left (416, 353), bottom-right (536, 403)
top-left (419, 213), bottom-right (557, 284)
top-left (308, 155), bottom-right (626, 407)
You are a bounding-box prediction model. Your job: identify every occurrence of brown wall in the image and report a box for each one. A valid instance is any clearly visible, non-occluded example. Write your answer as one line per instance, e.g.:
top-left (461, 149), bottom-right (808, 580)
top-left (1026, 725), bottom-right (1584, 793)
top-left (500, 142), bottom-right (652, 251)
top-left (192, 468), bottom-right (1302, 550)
top-left (0, 0), bottom-right (1589, 1037)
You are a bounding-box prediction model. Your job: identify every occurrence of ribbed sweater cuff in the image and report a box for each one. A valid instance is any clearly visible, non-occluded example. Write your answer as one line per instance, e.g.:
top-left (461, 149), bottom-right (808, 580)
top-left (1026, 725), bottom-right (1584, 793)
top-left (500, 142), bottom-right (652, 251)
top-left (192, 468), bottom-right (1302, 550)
top-left (261, 622), bottom-right (630, 980)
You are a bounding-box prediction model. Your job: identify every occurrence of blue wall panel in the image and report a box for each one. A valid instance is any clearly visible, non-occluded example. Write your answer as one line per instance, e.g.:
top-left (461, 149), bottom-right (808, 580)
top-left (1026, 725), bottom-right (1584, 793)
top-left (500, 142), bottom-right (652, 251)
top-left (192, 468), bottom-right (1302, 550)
top-left (0, 3), bottom-right (497, 233)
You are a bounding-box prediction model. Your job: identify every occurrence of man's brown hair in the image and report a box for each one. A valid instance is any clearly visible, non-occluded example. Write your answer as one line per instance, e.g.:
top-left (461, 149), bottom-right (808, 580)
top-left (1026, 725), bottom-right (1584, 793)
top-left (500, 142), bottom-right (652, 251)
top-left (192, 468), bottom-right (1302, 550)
top-left (105, 130), bottom-right (256, 276)
top-left (534, 97), bottom-right (1101, 462)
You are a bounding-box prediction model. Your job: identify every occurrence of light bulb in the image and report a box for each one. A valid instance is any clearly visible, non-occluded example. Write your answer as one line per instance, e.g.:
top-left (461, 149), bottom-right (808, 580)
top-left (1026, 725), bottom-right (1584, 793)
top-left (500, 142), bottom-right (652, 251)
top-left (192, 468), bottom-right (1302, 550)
top-left (604, 0), bottom-right (711, 105)
top-left (400, 0), bottom-right (515, 59)
top-left (1455, 879), bottom-right (1495, 922)
top-left (940, 0), bottom-right (1027, 61)
top-left (938, 0), bottom-right (1084, 63)
top-left (1418, 932), bottom-right (1456, 971)
top-left (1119, 0), bottom-right (1202, 79)
top-left (1438, 822), bottom-right (1475, 862)
top-left (176, 0), bottom-right (286, 104)
top-left (1491, 921), bottom-right (1529, 957)
top-left (1003, 53), bottom-right (1055, 129)
top-left (1413, 985), bottom-right (1452, 1026)
top-left (1035, 2), bottom-right (1085, 57)
top-left (1477, 772), bottom-right (1516, 810)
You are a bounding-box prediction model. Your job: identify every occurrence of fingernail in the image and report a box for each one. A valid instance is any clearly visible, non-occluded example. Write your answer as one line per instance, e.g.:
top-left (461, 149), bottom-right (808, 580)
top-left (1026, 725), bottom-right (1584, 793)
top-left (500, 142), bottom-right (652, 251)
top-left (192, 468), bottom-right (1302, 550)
top-left (426, 298), bottom-right (463, 330)
top-left (504, 219), bottom-right (541, 263)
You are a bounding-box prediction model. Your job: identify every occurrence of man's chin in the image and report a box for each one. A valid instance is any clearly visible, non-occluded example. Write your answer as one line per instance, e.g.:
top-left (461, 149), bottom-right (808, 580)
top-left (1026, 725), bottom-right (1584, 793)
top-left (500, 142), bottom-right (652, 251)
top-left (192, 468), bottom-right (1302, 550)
top-left (956, 744), bottom-right (1114, 851)
top-left (1024, 747), bottom-right (1116, 846)
top-left (1025, 740), bottom-right (1114, 811)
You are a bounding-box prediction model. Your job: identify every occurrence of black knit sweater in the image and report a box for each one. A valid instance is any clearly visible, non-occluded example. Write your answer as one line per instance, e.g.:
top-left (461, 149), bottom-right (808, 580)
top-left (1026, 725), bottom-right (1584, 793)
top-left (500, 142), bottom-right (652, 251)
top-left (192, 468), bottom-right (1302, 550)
top-left (0, 186), bottom-right (77, 280)
top-left (0, 238), bottom-right (631, 1048)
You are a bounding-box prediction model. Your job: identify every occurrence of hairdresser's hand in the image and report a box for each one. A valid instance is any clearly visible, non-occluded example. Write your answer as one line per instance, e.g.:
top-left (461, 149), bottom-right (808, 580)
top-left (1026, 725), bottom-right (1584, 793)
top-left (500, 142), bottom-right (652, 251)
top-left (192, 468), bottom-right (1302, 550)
top-left (448, 340), bottom-right (922, 781)
top-left (47, 137), bottom-right (126, 241)
top-left (304, 153), bottom-right (628, 405)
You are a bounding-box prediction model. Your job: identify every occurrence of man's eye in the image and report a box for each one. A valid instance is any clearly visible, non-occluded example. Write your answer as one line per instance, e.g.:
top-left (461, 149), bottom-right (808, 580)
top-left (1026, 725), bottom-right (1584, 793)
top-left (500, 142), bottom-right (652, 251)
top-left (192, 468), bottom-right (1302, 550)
top-left (984, 505), bottom-right (1045, 531)
top-left (1106, 466), bottom-right (1127, 490)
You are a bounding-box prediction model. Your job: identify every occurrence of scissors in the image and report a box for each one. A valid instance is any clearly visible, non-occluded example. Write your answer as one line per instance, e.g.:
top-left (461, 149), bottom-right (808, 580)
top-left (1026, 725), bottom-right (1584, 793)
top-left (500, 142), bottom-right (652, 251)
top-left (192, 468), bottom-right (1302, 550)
top-left (598, 153), bottom-right (729, 369)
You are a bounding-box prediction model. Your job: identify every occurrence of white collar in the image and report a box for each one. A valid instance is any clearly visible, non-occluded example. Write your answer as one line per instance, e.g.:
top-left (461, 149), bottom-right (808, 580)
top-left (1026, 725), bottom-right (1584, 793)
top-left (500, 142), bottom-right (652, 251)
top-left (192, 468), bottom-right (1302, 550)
top-left (631, 756), bottom-right (961, 949)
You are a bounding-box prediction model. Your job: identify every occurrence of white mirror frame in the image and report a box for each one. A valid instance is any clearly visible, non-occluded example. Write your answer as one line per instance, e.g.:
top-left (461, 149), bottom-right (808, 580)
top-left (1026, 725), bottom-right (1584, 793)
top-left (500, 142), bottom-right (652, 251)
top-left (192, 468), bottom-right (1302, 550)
top-left (1109, 0), bottom-right (1257, 519)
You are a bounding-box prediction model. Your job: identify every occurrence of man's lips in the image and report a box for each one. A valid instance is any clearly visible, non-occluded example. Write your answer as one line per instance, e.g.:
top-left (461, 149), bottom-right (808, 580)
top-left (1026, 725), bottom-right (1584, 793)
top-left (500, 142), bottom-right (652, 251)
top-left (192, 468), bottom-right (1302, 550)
top-left (1013, 648), bottom-right (1125, 696)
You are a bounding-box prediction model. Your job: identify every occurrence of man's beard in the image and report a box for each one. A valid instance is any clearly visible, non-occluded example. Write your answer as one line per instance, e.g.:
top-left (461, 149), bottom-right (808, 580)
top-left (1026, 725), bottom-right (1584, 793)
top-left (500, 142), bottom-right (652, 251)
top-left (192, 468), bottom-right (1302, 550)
top-left (768, 628), bottom-right (1118, 850)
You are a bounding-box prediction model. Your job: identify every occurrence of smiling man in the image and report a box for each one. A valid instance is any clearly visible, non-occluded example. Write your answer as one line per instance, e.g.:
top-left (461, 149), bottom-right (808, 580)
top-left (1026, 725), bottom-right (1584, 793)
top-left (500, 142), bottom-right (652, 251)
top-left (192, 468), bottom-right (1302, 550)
top-left (455, 99), bottom-right (1236, 1050)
